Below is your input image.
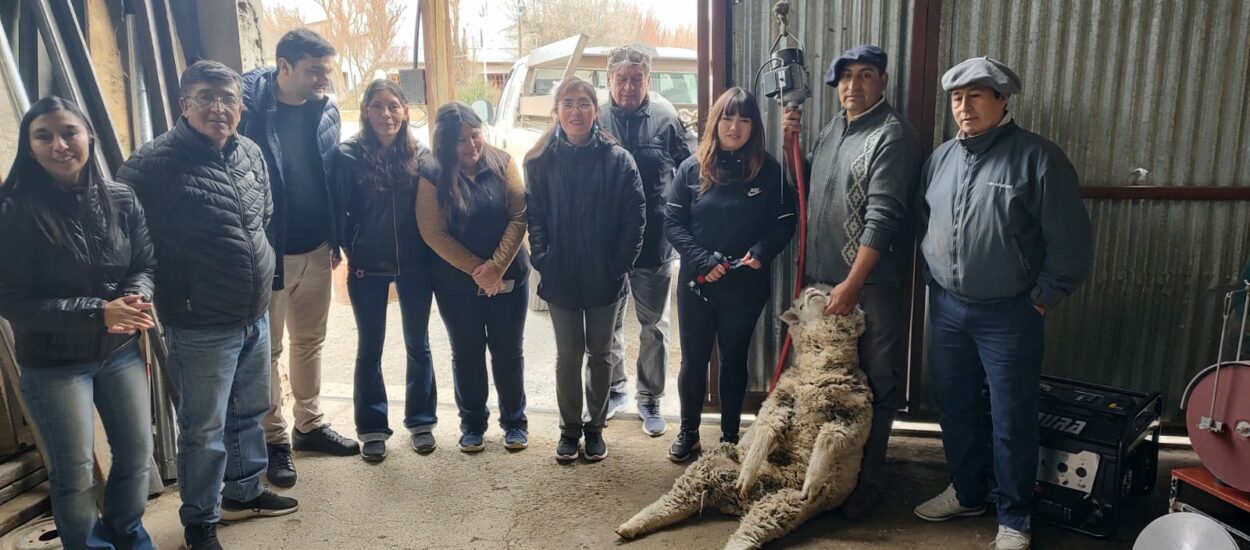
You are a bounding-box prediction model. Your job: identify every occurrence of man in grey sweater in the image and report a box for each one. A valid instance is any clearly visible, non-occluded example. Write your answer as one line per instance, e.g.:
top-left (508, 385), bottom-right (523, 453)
top-left (781, 44), bottom-right (923, 519)
top-left (912, 57), bottom-right (1092, 550)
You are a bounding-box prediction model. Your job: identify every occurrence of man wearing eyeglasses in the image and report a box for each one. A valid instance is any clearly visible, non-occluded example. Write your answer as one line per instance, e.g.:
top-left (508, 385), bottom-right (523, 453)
top-left (119, 60), bottom-right (296, 550)
top-left (597, 45), bottom-right (695, 437)
top-left (239, 28), bottom-right (356, 490)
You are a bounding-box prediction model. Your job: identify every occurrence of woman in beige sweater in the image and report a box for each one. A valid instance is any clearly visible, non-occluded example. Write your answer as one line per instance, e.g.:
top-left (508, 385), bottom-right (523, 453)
top-left (416, 102), bottom-right (530, 453)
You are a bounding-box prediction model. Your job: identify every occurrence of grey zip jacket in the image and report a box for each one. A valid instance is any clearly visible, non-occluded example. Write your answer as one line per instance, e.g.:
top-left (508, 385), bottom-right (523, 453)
top-left (920, 117), bottom-right (1092, 309)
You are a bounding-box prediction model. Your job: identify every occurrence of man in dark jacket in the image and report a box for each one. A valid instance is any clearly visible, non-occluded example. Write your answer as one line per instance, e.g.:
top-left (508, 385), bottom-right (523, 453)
top-left (239, 28), bottom-right (355, 488)
top-left (118, 60), bottom-right (296, 550)
top-left (781, 45), bottom-right (923, 519)
top-left (912, 57), bottom-right (1092, 550)
top-left (596, 45), bottom-right (694, 436)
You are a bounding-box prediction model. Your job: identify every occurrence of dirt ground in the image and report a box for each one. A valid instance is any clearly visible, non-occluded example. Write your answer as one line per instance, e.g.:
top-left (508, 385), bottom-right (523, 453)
top-left (132, 398), bottom-right (1198, 549)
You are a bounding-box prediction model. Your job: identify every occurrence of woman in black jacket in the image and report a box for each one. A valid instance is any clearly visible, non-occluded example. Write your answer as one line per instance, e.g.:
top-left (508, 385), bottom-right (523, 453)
top-left (525, 77), bottom-right (646, 463)
top-left (664, 87), bottom-right (796, 462)
top-left (333, 79), bottom-right (438, 461)
top-left (417, 102), bottom-right (529, 453)
top-left (0, 97), bottom-right (157, 549)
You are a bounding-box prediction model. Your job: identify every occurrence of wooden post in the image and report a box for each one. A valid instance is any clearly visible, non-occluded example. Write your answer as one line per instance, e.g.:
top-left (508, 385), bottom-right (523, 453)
top-left (420, 0), bottom-right (456, 112)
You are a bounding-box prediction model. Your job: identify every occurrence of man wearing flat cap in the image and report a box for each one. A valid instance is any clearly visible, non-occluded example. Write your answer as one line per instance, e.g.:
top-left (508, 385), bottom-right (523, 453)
top-left (912, 56), bottom-right (1092, 550)
top-left (781, 44), bottom-right (922, 519)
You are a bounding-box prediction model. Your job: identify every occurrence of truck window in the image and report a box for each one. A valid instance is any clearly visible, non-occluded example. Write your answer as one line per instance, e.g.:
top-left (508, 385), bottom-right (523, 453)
top-left (531, 68), bottom-right (596, 95)
top-left (650, 72), bottom-right (697, 105)
top-left (497, 67), bottom-right (520, 125)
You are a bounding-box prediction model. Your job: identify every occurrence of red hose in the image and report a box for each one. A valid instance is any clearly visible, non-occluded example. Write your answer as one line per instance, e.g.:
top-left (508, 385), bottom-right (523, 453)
top-left (769, 135), bottom-right (807, 392)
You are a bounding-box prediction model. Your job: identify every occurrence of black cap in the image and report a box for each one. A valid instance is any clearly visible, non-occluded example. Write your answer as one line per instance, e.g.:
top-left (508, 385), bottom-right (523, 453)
top-left (824, 45), bottom-right (888, 87)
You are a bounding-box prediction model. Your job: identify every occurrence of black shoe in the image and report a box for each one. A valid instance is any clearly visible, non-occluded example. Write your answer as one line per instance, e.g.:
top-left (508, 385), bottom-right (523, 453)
top-left (669, 427), bottom-right (701, 462)
top-left (292, 425), bottom-right (360, 456)
top-left (265, 443), bottom-right (296, 488)
top-left (554, 434), bottom-right (580, 463)
top-left (411, 432), bottom-right (436, 454)
top-left (184, 523), bottom-right (222, 550)
top-left (584, 430), bottom-right (607, 461)
top-left (220, 488), bottom-right (299, 522)
top-left (720, 432), bottom-right (740, 445)
top-left (361, 440), bottom-right (387, 463)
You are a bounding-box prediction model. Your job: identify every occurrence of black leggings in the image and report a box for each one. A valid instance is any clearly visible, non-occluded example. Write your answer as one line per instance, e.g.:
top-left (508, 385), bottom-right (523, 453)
top-left (675, 288), bottom-right (766, 437)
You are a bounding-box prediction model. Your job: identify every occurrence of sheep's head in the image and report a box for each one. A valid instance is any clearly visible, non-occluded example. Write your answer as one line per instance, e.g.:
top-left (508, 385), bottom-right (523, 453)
top-left (779, 285), bottom-right (866, 361)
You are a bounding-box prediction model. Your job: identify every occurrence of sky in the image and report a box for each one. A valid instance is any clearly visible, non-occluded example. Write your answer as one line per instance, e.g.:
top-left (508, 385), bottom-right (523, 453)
top-left (268, 0), bottom-right (699, 60)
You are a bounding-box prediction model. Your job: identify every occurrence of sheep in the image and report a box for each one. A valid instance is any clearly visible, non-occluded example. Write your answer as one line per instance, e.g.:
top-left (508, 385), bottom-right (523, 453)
top-left (616, 284), bottom-right (874, 550)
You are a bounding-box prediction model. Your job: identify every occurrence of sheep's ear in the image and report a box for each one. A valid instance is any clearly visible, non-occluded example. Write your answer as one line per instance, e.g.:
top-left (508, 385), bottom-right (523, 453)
top-left (780, 307), bottom-right (800, 327)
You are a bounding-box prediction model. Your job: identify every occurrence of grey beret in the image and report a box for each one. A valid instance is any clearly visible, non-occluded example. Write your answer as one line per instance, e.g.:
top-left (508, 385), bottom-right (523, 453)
top-left (941, 56), bottom-right (1021, 95)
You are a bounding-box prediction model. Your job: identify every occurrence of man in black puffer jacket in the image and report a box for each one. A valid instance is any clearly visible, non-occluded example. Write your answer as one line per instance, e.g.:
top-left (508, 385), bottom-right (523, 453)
top-left (596, 46), bottom-right (695, 436)
top-left (239, 28), bottom-right (356, 485)
top-left (118, 60), bottom-right (295, 550)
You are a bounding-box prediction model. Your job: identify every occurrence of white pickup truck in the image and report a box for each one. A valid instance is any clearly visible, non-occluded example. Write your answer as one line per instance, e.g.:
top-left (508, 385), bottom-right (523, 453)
top-left (477, 35), bottom-right (697, 163)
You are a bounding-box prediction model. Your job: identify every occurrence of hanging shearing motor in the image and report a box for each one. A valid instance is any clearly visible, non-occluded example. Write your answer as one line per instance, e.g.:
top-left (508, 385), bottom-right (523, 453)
top-left (758, 1), bottom-right (810, 108)
top-left (759, 0), bottom-right (812, 391)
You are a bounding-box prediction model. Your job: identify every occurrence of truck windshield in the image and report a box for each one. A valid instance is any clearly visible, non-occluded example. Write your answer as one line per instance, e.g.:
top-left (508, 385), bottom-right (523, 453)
top-left (649, 72), bottom-right (697, 105)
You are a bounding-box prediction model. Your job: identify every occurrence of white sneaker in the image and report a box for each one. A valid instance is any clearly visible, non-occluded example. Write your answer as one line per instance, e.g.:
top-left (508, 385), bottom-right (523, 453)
top-left (913, 484), bottom-right (987, 521)
top-left (994, 525), bottom-right (1030, 550)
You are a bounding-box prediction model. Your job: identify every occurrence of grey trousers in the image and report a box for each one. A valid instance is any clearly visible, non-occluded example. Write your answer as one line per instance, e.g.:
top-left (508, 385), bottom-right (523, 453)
top-left (855, 283), bottom-right (908, 487)
top-left (550, 300), bottom-right (622, 438)
top-left (606, 262), bottom-right (674, 404)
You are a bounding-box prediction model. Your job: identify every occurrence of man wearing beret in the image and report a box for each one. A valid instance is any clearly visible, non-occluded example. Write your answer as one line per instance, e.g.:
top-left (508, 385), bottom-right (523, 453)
top-left (782, 44), bottom-right (923, 519)
top-left (912, 56), bottom-right (1092, 550)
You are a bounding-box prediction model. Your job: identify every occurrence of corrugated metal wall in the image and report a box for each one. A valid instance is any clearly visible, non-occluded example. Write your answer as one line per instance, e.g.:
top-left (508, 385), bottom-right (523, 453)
top-left (935, 0), bottom-right (1250, 424)
top-left (730, 0), bottom-right (915, 392)
top-left (728, 0), bottom-right (1250, 425)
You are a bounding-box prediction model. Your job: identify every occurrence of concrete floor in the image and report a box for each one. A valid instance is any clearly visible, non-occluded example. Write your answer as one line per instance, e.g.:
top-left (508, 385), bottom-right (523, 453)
top-left (131, 398), bottom-right (1198, 550)
top-left (314, 272), bottom-right (688, 424)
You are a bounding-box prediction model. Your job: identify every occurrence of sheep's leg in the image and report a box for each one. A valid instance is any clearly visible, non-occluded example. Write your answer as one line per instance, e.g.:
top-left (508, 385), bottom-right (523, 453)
top-left (723, 488), bottom-right (816, 550)
top-left (800, 420), bottom-right (863, 500)
top-left (737, 399), bottom-right (792, 498)
top-left (617, 456), bottom-right (736, 539)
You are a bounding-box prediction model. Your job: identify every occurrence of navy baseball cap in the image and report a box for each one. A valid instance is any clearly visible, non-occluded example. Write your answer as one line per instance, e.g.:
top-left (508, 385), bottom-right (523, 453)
top-left (824, 45), bottom-right (888, 87)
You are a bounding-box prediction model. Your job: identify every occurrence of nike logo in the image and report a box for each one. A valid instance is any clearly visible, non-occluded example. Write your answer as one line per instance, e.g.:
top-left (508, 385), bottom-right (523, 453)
top-left (747, 188), bottom-right (762, 197)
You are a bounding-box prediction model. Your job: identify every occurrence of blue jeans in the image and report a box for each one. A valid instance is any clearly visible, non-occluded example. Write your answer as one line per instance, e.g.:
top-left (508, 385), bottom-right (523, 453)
top-left (19, 341), bottom-right (154, 550)
top-left (347, 270), bottom-right (437, 441)
top-left (927, 284), bottom-right (1044, 532)
top-left (433, 280), bottom-right (528, 435)
top-left (164, 315), bottom-right (271, 526)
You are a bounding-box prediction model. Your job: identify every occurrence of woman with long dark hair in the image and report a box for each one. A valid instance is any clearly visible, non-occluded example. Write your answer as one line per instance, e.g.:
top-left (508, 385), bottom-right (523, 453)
top-left (525, 77), bottom-right (646, 463)
top-left (416, 102), bottom-right (529, 452)
top-left (664, 87), bottom-right (796, 462)
top-left (332, 79), bottom-right (437, 462)
top-left (0, 96), bottom-right (157, 549)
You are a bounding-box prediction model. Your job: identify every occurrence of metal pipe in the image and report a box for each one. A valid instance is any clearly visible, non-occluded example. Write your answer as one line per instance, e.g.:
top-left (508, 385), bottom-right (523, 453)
top-left (0, 21), bottom-right (30, 113)
top-left (146, 320), bottom-right (179, 481)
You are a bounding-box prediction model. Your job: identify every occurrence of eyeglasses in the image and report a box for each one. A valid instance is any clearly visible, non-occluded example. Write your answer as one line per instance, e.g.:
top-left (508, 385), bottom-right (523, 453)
top-left (184, 94), bottom-right (241, 109)
top-left (558, 100), bottom-right (596, 112)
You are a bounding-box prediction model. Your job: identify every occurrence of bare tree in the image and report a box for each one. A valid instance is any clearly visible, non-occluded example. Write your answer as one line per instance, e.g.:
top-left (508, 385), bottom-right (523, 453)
top-left (260, 0), bottom-right (408, 109)
top-left (504, 0), bottom-right (696, 55)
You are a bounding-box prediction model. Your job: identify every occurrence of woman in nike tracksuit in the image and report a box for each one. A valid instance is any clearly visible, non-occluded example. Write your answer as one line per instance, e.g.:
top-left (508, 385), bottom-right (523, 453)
top-left (664, 87), bottom-right (796, 462)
